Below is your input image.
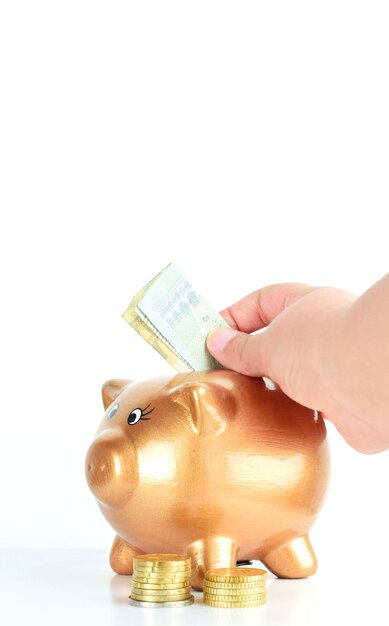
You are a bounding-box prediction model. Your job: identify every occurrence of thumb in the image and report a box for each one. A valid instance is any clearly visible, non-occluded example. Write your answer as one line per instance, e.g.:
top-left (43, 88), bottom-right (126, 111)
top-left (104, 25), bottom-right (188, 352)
top-left (207, 327), bottom-right (268, 377)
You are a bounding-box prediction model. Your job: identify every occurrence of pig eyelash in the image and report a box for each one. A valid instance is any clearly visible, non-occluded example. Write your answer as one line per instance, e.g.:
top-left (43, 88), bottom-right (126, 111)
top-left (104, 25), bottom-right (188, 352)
top-left (140, 404), bottom-right (155, 419)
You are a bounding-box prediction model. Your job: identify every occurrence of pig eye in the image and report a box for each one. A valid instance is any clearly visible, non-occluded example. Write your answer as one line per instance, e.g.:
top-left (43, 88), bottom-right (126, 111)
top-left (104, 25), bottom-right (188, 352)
top-left (106, 403), bottom-right (119, 420)
top-left (128, 408), bottom-right (142, 425)
top-left (128, 403), bottom-right (155, 425)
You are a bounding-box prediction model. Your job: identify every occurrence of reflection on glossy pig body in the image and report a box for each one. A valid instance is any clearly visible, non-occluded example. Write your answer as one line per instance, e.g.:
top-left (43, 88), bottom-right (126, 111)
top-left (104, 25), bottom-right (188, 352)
top-left (85, 370), bottom-right (330, 590)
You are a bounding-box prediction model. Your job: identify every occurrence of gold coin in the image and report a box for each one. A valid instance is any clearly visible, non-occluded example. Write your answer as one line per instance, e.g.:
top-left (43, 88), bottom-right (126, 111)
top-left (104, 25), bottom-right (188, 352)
top-left (134, 559), bottom-right (190, 565)
top-left (134, 554), bottom-right (191, 564)
top-left (131, 587), bottom-right (191, 596)
top-left (134, 555), bottom-right (191, 567)
top-left (204, 586), bottom-right (266, 596)
top-left (204, 588), bottom-right (266, 597)
top-left (134, 562), bottom-right (191, 571)
top-left (204, 598), bottom-right (266, 608)
top-left (131, 592), bottom-right (192, 600)
top-left (134, 558), bottom-right (191, 566)
top-left (130, 591), bottom-right (191, 602)
top-left (204, 592), bottom-right (266, 602)
top-left (134, 568), bottom-right (191, 577)
top-left (132, 576), bottom-right (190, 585)
top-left (204, 581), bottom-right (266, 590)
top-left (205, 567), bottom-right (267, 583)
top-left (132, 577), bottom-right (190, 585)
top-left (129, 597), bottom-right (195, 608)
top-left (131, 581), bottom-right (190, 590)
top-left (135, 560), bottom-right (191, 568)
top-left (133, 568), bottom-right (190, 576)
top-left (205, 594), bottom-right (264, 601)
top-left (131, 586), bottom-right (192, 596)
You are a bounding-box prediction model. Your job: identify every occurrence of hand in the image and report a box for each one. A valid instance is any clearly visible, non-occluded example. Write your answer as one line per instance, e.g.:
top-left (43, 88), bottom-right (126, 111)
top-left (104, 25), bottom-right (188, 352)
top-left (207, 280), bottom-right (389, 454)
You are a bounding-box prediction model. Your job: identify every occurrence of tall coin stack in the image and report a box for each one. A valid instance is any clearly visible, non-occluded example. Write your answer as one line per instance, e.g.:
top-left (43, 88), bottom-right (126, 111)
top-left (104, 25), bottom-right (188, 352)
top-left (203, 567), bottom-right (267, 608)
top-left (129, 554), bottom-right (194, 608)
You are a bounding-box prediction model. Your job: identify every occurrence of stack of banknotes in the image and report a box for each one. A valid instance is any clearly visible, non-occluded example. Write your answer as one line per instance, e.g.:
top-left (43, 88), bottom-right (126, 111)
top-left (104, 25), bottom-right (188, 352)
top-left (122, 262), bottom-right (230, 372)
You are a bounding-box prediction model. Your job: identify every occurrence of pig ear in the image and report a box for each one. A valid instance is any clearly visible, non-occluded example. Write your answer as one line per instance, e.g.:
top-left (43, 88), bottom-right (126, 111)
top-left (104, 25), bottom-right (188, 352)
top-left (169, 382), bottom-right (237, 436)
top-left (102, 379), bottom-right (132, 410)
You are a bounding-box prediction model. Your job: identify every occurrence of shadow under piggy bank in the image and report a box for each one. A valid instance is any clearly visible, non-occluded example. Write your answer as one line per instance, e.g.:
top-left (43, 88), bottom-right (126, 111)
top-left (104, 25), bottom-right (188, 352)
top-left (85, 370), bottom-right (329, 591)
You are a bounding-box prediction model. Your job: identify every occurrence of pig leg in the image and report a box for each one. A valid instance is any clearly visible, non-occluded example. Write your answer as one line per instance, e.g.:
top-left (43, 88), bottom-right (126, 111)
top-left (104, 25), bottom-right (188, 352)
top-left (260, 534), bottom-right (317, 578)
top-left (109, 535), bottom-right (143, 575)
top-left (188, 536), bottom-right (237, 591)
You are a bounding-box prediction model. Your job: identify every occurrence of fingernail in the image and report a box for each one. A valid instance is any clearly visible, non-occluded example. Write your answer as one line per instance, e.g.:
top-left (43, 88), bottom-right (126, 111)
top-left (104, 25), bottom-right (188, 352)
top-left (207, 328), bottom-right (237, 353)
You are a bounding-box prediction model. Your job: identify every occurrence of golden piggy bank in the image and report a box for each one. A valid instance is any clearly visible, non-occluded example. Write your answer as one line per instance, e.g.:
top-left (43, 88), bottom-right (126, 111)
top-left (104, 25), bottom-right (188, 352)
top-left (85, 370), bottom-right (329, 590)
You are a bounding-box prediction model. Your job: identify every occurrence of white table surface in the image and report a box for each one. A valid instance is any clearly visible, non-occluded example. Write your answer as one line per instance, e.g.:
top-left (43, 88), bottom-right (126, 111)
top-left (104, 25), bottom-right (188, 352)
top-left (0, 549), bottom-right (387, 626)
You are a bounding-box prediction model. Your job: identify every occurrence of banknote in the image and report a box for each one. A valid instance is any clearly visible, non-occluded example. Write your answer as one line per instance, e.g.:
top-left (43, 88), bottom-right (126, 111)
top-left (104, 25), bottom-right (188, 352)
top-left (122, 262), bottom-right (231, 372)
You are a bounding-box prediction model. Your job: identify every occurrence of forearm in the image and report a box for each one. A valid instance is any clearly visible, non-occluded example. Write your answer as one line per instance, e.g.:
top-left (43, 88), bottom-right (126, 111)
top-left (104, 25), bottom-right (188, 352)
top-left (335, 273), bottom-right (389, 442)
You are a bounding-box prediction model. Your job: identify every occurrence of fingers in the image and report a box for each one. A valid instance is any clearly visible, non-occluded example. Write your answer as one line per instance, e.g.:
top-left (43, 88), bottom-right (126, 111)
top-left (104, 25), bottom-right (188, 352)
top-left (207, 327), bottom-right (269, 377)
top-left (219, 283), bottom-right (317, 333)
top-left (208, 283), bottom-right (318, 377)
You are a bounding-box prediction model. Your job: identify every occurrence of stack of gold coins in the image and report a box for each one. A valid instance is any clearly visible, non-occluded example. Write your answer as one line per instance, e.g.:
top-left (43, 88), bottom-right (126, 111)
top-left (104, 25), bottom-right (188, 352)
top-left (203, 567), bottom-right (267, 608)
top-left (128, 554), bottom-right (194, 608)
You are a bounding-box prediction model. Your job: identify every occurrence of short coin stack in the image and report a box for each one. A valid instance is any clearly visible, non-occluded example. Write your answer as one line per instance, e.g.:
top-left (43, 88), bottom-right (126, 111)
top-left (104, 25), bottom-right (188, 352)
top-left (129, 554), bottom-right (194, 608)
top-left (203, 567), bottom-right (267, 608)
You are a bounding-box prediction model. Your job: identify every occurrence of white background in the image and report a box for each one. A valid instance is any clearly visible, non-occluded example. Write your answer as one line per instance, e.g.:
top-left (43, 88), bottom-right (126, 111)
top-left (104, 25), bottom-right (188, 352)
top-left (0, 2), bottom-right (388, 625)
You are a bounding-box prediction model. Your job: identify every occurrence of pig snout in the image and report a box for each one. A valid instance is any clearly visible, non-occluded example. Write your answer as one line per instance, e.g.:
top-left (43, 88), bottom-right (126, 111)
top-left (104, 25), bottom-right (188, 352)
top-left (85, 430), bottom-right (137, 506)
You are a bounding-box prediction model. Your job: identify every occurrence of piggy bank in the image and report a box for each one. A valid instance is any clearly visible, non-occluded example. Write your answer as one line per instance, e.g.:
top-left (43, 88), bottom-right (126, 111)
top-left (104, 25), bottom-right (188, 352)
top-left (85, 370), bottom-right (329, 590)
